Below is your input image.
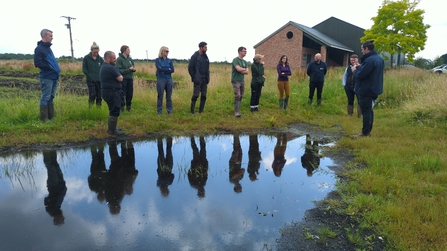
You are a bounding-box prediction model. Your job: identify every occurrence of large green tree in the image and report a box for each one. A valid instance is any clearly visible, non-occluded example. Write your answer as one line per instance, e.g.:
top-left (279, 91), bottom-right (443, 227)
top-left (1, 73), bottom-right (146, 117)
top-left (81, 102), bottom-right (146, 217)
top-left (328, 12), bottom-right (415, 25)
top-left (362, 0), bottom-right (430, 68)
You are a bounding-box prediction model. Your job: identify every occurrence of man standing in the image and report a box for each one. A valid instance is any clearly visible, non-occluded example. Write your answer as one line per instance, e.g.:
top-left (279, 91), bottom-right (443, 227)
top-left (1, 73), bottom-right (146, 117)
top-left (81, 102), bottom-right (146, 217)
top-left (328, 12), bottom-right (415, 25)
top-left (231, 46), bottom-right (249, 117)
top-left (100, 51), bottom-right (124, 136)
top-left (306, 53), bottom-right (327, 105)
top-left (352, 40), bottom-right (384, 137)
top-left (188, 42), bottom-right (210, 114)
top-left (82, 42), bottom-right (104, 107)
top-left (34, 29), bottom-right (60, 122)
top-left (342, 54), bottom-right (361, 117)
top-left (116, 45), bottom-right (136, 112)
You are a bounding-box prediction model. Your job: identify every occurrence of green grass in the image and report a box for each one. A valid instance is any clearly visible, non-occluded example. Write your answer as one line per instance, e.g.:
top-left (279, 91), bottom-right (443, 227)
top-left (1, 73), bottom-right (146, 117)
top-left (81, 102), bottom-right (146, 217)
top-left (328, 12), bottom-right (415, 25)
top-left (1, 61), bottom-right (447, 250)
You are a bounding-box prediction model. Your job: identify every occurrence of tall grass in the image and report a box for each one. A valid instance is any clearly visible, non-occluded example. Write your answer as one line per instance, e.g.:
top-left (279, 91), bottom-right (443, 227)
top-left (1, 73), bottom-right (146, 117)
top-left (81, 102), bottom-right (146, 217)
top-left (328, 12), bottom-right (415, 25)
top-left (1, 60), bottom-right (447, 250)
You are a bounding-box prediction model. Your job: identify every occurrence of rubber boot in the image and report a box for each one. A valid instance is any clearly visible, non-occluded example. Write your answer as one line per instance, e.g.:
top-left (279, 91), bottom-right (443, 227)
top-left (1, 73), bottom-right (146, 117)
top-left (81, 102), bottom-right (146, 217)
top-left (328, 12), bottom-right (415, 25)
top-left (190, 101), bottom-right (196, 114)
top-left (107, 116), bottom-right (125, 135)
top-left (48, 104), bottom-right (55, 120)
top-left (284, 98), bottom-right (289, 110)
top-left (308, 98), bottom-right (312, 105)
top-left (96, 100), bottom-right (102, 107)
top-left (317, 99), bottom-right (321, 106)
top-left (40, 105), bottom-right (49, 122)
top-left (357, 105), bottom-right (362, 118)
top-left (234, 101), bottom-right (241, 118)
top-left (347, 105), bottom-right (354, 116)
top-left (279, 99), bottom-right (284, 109)
top-left (199, 99), bottom-right (206, 113)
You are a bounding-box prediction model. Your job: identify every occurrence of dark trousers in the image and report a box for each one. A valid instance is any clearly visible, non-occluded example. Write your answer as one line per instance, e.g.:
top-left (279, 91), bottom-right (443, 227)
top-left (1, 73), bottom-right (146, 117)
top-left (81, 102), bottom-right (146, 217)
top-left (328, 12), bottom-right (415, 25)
top-left (121, 78), bottom-right (134, 108)
top-left (344, 84), bottom-right (358, 105)
top-left (102, 89), bottom-right (122, 117)
top-left (191, 80), bottom-right (208, 102)
top-left (308, 81), bottom-right (324, 100)
top-left (87, 81), bottom-right (102, 105)
top-left (250, 84), bottom-right (263, 106)
top-left (358, 95), bottom-right (375, 135)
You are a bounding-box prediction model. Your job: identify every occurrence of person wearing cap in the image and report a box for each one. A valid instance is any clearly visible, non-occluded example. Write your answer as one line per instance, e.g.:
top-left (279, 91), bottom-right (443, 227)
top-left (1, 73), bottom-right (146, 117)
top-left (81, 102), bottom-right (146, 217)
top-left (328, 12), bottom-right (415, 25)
top-left (188, 42), bottom-right (210, 114)
top-left (250, 54), bottom-right (266, 112)
top-left (82, 42), bottom-right (104, 107)
top-left (276, 55), bottom-right (292, 110)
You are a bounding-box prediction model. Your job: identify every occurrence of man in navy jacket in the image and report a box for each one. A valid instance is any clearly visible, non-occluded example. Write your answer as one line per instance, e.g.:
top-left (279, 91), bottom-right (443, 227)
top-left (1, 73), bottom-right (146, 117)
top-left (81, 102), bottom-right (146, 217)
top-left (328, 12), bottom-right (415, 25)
top-left (352, 40), bottom-right (384, 137)
top-left (306, 53), bottom-right (327, 105)
top-left (34, 29), bottom-right (61, 122)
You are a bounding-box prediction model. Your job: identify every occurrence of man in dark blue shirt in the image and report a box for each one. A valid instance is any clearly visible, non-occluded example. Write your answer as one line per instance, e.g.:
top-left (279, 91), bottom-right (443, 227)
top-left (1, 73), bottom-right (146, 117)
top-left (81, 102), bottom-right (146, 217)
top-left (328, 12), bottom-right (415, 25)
top-left (306, 53), bottom-right (327, 105)
top-left (352, 40), bottom-right (384, 137)
top-left (100, 51), bottom-right (124, 135)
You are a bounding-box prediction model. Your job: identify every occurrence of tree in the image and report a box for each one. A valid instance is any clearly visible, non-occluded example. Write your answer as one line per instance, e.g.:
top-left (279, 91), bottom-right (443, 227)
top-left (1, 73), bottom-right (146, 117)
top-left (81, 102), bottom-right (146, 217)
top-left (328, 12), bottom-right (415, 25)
top-left (362, 0), bottom-right (430, 68)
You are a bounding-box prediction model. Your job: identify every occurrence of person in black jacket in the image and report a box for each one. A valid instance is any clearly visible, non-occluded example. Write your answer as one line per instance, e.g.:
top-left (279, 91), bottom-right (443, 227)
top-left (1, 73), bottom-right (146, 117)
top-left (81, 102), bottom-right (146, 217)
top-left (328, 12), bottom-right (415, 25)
top-left (306, 53), bottom-right (327, 105)
top-left (250, 54), bottom-right (266, 112)
top-left (342, 54), bottom-right (361, 117)
top-left (352, 40), bottom-right (384, 137)
top-left (188, 42), bottom-right (210, 114)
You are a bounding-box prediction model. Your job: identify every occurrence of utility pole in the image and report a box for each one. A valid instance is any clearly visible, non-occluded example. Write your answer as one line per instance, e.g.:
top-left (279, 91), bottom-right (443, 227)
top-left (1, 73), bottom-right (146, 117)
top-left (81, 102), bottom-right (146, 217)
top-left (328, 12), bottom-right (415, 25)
top-left (61, 16), bottom-right (76, 62)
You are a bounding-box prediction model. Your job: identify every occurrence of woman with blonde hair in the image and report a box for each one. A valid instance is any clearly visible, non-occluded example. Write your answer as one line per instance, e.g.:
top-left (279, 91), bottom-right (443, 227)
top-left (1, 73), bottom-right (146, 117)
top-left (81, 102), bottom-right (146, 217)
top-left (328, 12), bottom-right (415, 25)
top-left (155, 46), bottom-right (175, 115)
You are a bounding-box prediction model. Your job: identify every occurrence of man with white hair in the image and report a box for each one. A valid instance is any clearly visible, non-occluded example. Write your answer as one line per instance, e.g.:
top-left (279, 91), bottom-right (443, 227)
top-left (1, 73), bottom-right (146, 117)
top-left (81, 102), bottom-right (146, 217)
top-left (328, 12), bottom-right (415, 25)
top-left (306, 53), bottom-right (327, 105)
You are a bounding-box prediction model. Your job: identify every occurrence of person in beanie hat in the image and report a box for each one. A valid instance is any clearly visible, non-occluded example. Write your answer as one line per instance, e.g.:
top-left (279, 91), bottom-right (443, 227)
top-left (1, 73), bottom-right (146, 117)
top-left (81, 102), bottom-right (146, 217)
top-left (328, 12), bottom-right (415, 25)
top-left (250, 54), bottom-right (266, 112)
top-left (82, 42), bottom-right (104, 107)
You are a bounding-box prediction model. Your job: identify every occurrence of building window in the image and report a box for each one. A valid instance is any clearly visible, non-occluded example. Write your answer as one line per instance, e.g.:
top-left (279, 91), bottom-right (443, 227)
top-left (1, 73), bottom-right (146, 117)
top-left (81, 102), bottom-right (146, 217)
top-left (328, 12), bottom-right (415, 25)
top-left (286, 31), bottom-right (293, 39)
top-left (302, 54), bottom-right (311, 67)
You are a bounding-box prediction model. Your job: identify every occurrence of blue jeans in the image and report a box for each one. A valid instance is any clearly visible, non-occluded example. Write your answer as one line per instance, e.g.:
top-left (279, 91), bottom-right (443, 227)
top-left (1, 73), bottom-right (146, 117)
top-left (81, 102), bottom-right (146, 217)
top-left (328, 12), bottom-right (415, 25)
top-left (40, 78), bottom-right (58, 105)
top-left (156, 78), bottom-right (173, 114)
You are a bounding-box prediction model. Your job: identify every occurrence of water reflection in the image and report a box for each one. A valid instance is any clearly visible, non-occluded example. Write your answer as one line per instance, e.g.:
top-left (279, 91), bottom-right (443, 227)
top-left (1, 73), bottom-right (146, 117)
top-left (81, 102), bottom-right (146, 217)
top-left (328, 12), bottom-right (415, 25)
top-left (301, 134), bottom-right (321, 177)
top-left (247, 134), bottom-right (261, 181)
top-left (156, 136), bottom-right (174, 197)
top-left (0, 132), bottom-right (337, 251)
top-left (272, 132), bottom-right (288, 177)
top-left (43, 150), bottom-right (66, 225)
top-left (229, 134), bottom-right (245, 193)
top-left (188, 136), bottom-right (208, 198)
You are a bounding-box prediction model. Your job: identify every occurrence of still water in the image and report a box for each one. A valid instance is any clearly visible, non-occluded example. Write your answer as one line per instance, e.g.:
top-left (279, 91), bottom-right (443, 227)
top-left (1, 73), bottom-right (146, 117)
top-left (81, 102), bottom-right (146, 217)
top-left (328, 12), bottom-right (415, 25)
top-left (0, 132), bottom-right (337, 251)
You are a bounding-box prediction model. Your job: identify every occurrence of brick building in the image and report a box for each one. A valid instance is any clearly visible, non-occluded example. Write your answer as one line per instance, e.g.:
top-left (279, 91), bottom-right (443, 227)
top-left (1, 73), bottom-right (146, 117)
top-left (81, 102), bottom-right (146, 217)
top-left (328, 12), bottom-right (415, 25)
top-left (254, 17), bottom-right (362, 68)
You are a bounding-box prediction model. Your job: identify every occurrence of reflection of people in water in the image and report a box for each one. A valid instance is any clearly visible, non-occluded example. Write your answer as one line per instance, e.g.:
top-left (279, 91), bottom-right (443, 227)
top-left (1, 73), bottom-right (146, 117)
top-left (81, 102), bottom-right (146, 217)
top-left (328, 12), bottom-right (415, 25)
top-left (301, 134), bottom-right (320, 177)
top-left (104, 140), bottom-right (138, 214)
top-left (229, 134), bottom-right (245, 193)
top-left (188, 136), bottom-right (209, 198)
top-left (43, 150), bottom-right (67, 225)
top-left (247, 134), bottom-right (262, 181)
top-left (272, 133), bottom-right (287, 177)
top-left (88, 144), bottom-right (107, 203)
top-left (156, 136), bottom-right (174, 197)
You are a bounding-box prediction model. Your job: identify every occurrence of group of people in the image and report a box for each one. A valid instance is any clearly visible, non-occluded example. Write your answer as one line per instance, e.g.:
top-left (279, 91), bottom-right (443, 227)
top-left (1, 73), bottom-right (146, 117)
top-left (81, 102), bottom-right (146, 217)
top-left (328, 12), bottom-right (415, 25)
top-left (33, 28), bottom-right (383, 137)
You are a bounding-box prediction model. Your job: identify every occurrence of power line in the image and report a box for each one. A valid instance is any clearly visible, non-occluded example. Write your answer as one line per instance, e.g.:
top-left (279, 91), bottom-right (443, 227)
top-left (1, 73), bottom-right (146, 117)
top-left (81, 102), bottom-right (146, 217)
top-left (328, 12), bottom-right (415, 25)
top-left (61, 16), bottom-right (76, 62)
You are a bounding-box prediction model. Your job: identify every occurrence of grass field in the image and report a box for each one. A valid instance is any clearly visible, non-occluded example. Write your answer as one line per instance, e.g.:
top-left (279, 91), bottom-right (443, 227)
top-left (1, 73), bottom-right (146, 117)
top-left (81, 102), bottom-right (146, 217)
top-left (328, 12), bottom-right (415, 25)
top-left (1, 60), bottom-right (447, 250)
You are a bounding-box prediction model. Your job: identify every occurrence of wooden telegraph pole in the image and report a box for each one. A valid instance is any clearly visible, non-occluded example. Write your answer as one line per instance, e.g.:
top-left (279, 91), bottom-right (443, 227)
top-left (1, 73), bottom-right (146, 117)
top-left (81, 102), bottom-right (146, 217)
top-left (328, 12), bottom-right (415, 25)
top-left (61, 16), bottom-right (76, 62)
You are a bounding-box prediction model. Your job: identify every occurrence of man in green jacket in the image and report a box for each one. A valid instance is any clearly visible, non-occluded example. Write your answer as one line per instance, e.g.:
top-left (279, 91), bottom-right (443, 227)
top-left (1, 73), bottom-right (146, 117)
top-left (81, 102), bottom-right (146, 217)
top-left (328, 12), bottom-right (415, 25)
top-left (82, 42), bottom-right (104, 107)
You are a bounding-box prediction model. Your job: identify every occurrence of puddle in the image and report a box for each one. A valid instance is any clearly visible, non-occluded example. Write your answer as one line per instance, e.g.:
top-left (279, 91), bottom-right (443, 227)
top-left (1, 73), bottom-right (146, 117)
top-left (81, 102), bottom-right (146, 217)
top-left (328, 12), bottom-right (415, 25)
top-left (0, 132), bottom-right (337, 251)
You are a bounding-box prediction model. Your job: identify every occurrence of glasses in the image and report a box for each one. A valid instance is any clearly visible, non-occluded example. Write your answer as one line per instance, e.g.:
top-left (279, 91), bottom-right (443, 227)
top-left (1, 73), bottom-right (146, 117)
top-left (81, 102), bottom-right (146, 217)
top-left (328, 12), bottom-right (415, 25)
top-left (165, 50), bottom-right (169, 53)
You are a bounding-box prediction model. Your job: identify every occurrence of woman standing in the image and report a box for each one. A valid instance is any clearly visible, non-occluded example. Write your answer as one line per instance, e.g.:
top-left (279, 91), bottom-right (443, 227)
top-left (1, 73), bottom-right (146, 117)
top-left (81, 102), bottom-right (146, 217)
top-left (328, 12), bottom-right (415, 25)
top-left (116, 45), bottom-right (136, 112)
top-left (250, 54), bottom-right (266, 112)
top-left (276, 55), bottom-right (292, 110)
top-left (82, 42), bottom-right (104, 107)
top-left (155, 46), bottom-right (175, 115)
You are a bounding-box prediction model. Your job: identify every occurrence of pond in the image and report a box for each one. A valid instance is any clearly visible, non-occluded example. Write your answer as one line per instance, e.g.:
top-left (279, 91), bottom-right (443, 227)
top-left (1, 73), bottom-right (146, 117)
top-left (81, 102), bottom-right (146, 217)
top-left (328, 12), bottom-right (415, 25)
top-left (0, 132), bottom-right (338, 251)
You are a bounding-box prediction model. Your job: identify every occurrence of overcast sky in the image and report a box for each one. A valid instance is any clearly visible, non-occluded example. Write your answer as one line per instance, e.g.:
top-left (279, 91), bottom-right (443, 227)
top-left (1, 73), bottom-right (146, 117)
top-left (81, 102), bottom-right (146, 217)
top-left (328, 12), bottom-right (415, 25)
top-left (1, 0), bottom-right (444, 62)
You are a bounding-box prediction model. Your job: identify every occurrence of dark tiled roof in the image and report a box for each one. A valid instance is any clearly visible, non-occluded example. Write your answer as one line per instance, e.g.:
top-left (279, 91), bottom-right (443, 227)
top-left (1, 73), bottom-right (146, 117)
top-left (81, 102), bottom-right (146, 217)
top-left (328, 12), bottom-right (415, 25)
top-left (254, 20), bottom-right (353, 52)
